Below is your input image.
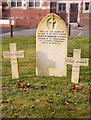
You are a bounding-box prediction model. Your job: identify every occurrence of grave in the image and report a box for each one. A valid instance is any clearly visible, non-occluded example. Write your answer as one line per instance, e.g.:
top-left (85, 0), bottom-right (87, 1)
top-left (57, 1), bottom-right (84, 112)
top-left (3, 43), bottom-right (25, 79)
top-left (65, 49), bottom-right (89, 83)
top-left (36, 13), bottom-right (68, 77)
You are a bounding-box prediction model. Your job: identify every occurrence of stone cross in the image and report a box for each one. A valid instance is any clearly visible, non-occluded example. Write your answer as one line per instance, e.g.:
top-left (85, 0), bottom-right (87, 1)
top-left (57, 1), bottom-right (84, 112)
top-left (65, 49), bottom-right (89, 83)
top-left (3, 43), bottom-right (25, 79)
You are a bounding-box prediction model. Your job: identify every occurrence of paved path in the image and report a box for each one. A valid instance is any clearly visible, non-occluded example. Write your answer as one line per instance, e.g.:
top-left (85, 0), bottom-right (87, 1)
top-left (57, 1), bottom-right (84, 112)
top-left (0, 27), bottom-right (90, 38)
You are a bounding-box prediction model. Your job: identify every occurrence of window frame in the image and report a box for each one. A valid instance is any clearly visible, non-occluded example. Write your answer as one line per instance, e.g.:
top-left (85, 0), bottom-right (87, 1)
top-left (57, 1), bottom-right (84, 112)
top-left (28, 0), bottom-right (41, 8)
top-left (83, 1), bottom-right (91, 13)
top-left (58, 3), bottom-right (66, 11)
top-left (57, 2), bottom-right (66, 12)
top-left (11, 0), bottom-right (22, 8)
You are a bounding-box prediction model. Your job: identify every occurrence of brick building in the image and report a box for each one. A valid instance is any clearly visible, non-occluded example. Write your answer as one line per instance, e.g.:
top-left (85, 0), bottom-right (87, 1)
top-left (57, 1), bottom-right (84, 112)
top-left (2, 0), bottom-right (91, 28)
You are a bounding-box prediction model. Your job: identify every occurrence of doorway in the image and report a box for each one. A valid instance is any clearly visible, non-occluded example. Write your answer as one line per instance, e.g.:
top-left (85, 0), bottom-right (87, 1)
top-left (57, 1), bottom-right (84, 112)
top-left (70, 4), bottom-right (78, 23)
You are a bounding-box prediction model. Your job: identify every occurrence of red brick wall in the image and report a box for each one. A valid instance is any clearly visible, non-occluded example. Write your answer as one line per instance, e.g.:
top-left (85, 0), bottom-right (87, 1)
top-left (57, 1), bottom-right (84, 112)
top-left (80, 13), bottom-right (91, 28)
top-left (80, 1), bottom-right (91, 28)
top-left (3, 8), bottom-right (50, 28)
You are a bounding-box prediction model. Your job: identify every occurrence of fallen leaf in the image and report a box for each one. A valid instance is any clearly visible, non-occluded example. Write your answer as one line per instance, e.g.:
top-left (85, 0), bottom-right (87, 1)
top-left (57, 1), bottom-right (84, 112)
top-left (22, 88), bottom-right (26, 92)
top-left (26, 88), bottom-right (30, 91)
top-left (41, 85), bottom-right (46, 89)
top-left (42, 113), bottom-right (46, 115)
top-left (47, 100), bottom-right (53, 104)
top-left (66, 108), bottom-right (73, 111)
top-left (26, 83), bottom-right (31, 87)
top-left (32, 106), bottom-right (35, 108)
top-left (60, 89), bottom-right (64, 92)
top-left (51, 110), bottom-right (55, 114)
top-left (2, 100), bottom-right (8, 103)
top-left (34, 87), bottom-right (38, 89)
top-left (72, 89), bottom-right (76, 92)
top-left (88, 86), bottom-right (91, 90)
top-left (36, 100), bottom-right (40, 102)
top-left (31, 99), bottom-right (35, 101)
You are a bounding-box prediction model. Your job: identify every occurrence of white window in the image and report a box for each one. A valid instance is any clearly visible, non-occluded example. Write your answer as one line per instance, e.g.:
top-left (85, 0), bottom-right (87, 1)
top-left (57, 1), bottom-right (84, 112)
top-left (83, 1), bottom-right (91, 13)
top-left (11, 0), bottom-right (22, 7)
top-left (28, 0), bottom-right (40, 7)
top-left (58, 3), bottom-right (66, 11)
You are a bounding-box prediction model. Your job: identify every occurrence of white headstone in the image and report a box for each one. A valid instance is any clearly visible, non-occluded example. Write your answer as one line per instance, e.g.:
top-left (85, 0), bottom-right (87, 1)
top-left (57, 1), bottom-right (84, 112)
top-left (65, 49), bottom-right (89, 83)
top-left (36, 13), bottom-right (68, 77)
top-left (3, 43), bottom-right (25, 79)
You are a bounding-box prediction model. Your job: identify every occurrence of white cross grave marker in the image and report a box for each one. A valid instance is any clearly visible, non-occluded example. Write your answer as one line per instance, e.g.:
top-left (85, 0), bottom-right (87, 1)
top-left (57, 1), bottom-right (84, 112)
top-left (65, 49), bottom-right (89, 83)
top-left (3, 43), bottom-right (25, 79)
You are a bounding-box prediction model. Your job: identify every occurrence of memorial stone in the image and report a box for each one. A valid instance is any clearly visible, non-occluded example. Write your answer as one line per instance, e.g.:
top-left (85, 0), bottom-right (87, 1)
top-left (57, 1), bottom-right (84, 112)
top-left (36, 13), bottom-right (68, 76)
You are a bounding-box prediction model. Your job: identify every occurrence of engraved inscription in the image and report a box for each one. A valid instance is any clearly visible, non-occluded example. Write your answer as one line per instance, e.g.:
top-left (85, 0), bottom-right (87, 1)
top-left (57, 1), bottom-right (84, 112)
top-left (4, 53), bottom-right (23, 57)
top-left (38, 30), bottom-right (67, 44)
top-left (66, 60), bottom-right (87, 64)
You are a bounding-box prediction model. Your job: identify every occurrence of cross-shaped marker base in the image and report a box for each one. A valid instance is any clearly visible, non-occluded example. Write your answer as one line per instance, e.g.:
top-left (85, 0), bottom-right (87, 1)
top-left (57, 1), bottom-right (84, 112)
top-left (65, 49), bottom-right (89, 83)
top-left (3, 43), bottom-right (25, 79)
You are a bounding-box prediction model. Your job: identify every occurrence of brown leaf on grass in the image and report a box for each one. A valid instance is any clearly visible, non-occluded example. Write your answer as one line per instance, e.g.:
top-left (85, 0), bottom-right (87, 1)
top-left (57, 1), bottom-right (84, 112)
top-left (31, 86), bottom-right (35, 88)
top-left (42, 113), bottom-right (46, 115)
top-left (70, 85), bottom-right (82, 92)
top-left (82, 88), bottom-right (85, 92)
top-left (59, 99), bottom-right (78, 106)
top-left (66, 108), bottom-right (73, 111)
top-left (82, 101), bottom-right (89, 104)
top-left (26, 83), bottom-right (31, 87)
top-left (72, 89), bottom-right (76, 92)
top-left (56, 93), bottom-right (60, 95)
top-left (36, 100), bottom-right (40, 102)
top-left (51, 110), bottom-right (55, 114)
top-left (2, 100), bottom-right (8, 103)
top-left (47, 100), bottom-right (53, 104)
top-left (87, 98), bottom-right (91, 101)
top-left (63, 80), bottom-right (68, 85)
top-left (2, 85), bottom-right (10, 88)
top-left (41, 85), bottom-right (46, 89)
top-left (22, 88), bottom-right (26, 92)
top-left (32, 106), bottom-right (35, 108)
top-left (31, 86), bottom-right (38, 89)
top-left (88, 86), bottom-right (91, 90)
top-left (6, 87), bottom-right (11, 92)
top-left (16, 80), bottom-right (23, 85)
top-left (60, 89), bottom-right (64, 92)
top-left (20, 80), bottom-right (23, 82)
top-left (26, 88), bottom-right (30, 91)
top-left (31, 99), bottom-right (35, 101)
top-left (17, 84), bottom-right (21, 89)
top-left (34, 87), bottom-right (38, 89)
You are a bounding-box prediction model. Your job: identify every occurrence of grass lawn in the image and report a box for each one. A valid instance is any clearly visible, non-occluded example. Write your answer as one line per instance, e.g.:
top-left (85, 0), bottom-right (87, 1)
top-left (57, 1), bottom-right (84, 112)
top-left (2, 35), bottom-right (90, 118)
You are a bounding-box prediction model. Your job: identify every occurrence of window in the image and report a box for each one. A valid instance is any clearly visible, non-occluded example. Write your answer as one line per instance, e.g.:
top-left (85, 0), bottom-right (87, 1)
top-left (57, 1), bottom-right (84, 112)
top-left (58, 3), bottom-right (66, 11)
top-left (11, 0), bottom-right (22, 7)
top-left (29, 0), bottom-right (40, 7)
top-left (85, 2), bottom-right (89, 10)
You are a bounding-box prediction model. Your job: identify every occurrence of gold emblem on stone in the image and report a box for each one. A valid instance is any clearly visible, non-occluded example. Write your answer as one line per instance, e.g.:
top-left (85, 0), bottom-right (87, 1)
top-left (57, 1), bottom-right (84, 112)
top-left (47, 14), bottom-right (56, 30)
